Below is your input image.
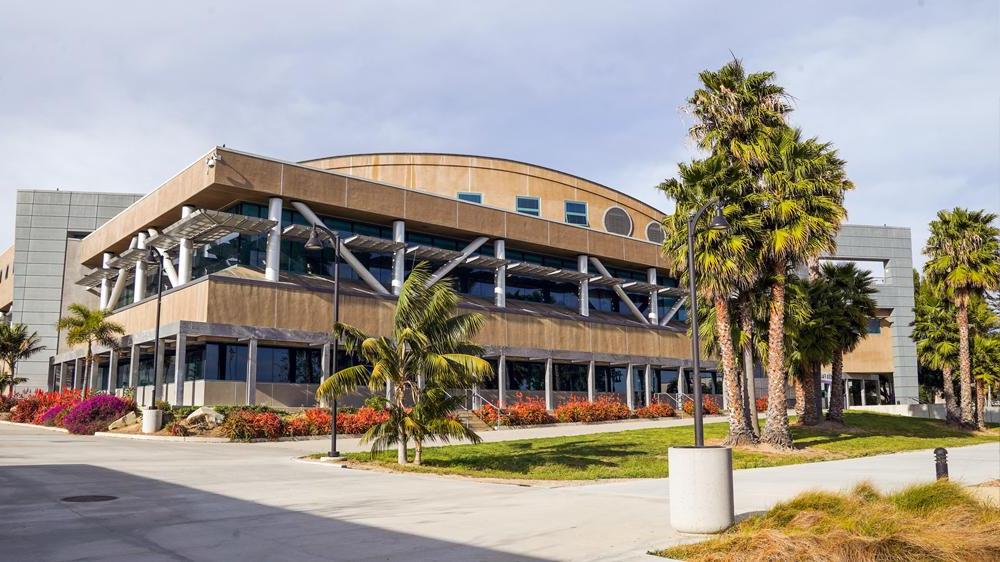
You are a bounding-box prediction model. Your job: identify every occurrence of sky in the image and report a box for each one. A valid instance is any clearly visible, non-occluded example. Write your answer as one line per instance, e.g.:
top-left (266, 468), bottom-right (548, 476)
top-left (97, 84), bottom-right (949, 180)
top-left (1, 1), bottom-right (997, 268)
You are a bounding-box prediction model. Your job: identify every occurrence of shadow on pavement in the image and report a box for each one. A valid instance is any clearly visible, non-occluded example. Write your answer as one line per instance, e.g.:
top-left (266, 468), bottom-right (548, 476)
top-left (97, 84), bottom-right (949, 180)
top-left (0, 464), bottom-right (553, 562)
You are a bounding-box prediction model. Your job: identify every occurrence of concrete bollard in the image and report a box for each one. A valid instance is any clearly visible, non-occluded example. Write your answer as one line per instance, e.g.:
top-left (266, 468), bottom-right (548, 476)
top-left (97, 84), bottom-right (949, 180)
top-left (668, 446), bottom-right (735, 534)
top-left (141, 409), bottom-right (163, 434)
top-left (934, 447), bottom-right (948, 480)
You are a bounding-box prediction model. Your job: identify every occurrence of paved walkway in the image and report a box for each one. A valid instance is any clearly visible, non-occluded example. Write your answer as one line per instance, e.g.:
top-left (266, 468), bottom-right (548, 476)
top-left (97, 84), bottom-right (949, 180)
top-left (1, 424), bottom-right (997, 561)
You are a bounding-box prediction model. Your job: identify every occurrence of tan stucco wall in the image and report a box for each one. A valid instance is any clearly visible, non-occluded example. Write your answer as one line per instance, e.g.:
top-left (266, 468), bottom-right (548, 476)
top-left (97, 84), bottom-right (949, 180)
top-left (840, 322), bottom-right (895, 374)
top-left (301, 153), bottom-right (667, 242)
top-left (0, 244), bottom-right (13, 311)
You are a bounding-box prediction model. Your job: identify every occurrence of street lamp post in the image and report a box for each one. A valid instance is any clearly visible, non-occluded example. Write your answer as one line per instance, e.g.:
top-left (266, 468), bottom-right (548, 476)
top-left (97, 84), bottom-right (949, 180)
top-left (304, 224), bottom-right (342, 459)
top-left (141, 247), bottom-right (166, 433)
top-left (686, 199), bottom-right (729, 447)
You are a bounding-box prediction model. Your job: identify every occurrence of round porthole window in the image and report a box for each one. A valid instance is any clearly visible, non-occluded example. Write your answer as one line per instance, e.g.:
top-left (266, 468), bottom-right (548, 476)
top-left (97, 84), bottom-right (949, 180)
top-left (603, 207), bottom-right (633, 236)
top-left (646, 221), bottom-right (666, 244)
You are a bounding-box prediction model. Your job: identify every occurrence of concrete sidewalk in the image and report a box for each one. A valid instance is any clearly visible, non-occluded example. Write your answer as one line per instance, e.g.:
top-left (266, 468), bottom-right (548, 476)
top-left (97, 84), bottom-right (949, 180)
top-left (2, 423), bottom-right (998, 561)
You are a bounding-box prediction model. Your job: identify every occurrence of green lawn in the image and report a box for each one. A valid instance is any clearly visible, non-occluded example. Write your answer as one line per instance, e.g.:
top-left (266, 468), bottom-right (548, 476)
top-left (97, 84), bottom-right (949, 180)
top-left (338, 412), bottom-right (998, 480)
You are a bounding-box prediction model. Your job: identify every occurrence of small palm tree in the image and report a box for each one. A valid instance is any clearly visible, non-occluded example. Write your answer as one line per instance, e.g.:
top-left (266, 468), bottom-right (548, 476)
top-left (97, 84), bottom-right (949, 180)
top-left (56, 304), bottom-right (125, 391)
top-left (912, 276), bottom-right (961, 424)
top-left (317, 263), bottom-right (493, 465)
top-left (0, 323), bottom-right (45, 396)
top-left (821, 263), bottom-right (877, 423)
top-left (924, 208), bottom-right (1000, 426)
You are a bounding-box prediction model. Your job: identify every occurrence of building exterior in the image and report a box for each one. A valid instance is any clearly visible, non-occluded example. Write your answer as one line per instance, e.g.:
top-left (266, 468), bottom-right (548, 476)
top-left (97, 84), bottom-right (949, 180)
top-left (2, 191), bottom-right (143, 390)
top-left (5, 147), bottom-right (914, 411)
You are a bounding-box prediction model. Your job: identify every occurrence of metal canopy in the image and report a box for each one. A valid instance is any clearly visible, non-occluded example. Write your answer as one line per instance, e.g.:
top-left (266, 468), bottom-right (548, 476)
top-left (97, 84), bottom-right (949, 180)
top-left (406, 245), bottom-right (462, 262)
top-left (75, 269), bottom-right (116, 288)
top-left (506, 262), bottom-right (589, 283)
top-left (147, 233), bottom-right (182, 252)
top-left (106, 247), bottom-right (148, 269)
top-left (464, 254), bottom-right (507, 269)
top-left (162, 209), bottom-right (276, 247)
top-left (282, 224), bottom-right (403, 253)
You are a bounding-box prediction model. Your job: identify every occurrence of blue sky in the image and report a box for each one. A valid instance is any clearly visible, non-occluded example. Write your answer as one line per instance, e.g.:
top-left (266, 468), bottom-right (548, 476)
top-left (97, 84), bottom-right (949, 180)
top-left (1, 1), bottom-right (997, 267)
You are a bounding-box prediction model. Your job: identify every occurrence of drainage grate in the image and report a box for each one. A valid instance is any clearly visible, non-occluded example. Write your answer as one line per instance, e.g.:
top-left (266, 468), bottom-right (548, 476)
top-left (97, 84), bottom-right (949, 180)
top-left (60, 495), bottom-right (118, 503)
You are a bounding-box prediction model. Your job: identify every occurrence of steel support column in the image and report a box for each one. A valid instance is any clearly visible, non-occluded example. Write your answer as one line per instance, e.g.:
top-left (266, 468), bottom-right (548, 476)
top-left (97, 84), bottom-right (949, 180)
top-left (178, 205), bottom-right (195, 285)
top-left (426, 236), bottom-right (489, 287)
top-left (497, 353), bottom-right (507, 408)
top-left (626, 363), bottom-right (635, 410)
top-left (587, 360), bottom-right (596, 403)
top-left (544, 358), bottom-right (554, 411)
top-left (134, 232), bottom-right (147, 303)
top-left (245, 338), bottom-right (258, 405)
top-left (644, 364), bottom-right (653, 408)
top-left (589, 257), bottom-right (648, 324)
top-left (265, 197), bottom-right (283, 282)
top-left (647, 268), bottom-right (658, 323)
top-left (392, 220), bottom-right (405, 295)
top-left (578, 255), bottom-right (590, 317)
top-left (494, 240), bottom-right (506, 307)
top-left (99, 253), bottom-right (112, 309)
top-left (173, 334), bottom-right (186, 405)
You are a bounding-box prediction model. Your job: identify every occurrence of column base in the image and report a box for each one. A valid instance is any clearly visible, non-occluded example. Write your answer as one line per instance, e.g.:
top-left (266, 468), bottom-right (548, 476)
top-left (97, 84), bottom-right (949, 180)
top-left (668, 446), bottom-right (734, 534)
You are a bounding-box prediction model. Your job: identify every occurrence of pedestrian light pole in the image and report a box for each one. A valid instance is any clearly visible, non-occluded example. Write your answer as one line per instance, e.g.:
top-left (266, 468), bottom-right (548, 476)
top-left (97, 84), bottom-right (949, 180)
top-left (686, 199), bottom-right (729, 447)
top-left (304, 224), bottom-right (343, 459)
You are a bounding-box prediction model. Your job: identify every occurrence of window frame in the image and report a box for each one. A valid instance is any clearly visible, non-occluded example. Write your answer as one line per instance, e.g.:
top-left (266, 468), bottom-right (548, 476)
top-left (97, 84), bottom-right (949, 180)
top-left (515, 196), bottom-right (541, 217)
top-left (456, 192), bottom-right (483, 204)
top-left (564, 200), bottom-right (589, 226)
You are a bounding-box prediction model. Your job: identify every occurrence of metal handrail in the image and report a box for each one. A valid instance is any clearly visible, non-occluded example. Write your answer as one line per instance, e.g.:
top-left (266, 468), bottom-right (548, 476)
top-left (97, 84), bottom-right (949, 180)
top-left (442, 388), bottom-right (504, 431)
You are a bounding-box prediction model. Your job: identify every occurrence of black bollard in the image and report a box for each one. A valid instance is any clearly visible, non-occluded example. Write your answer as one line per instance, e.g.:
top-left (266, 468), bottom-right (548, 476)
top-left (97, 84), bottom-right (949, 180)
top-left (934, 447), bottom-right (948, 480)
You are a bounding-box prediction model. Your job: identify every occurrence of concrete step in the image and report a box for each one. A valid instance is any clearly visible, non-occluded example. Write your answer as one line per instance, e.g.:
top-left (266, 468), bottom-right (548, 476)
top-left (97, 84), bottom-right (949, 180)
top-left (455, 409), bottom-right (494, 432)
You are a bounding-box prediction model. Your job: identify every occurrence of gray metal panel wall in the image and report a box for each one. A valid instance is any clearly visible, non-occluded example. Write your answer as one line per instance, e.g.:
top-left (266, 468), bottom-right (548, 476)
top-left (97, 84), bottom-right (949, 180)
top-left (10, 190), bottom-right (143, 390)
top-left (825, 224), bottom-right (918, 404)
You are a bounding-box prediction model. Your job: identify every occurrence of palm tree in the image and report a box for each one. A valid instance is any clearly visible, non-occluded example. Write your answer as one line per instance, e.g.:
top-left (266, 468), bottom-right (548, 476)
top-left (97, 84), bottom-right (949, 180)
top-left (969, 296), bottom-right (999, 431)
top-left (0, 323), bottom-right (45, 397)
top-left (659, 155), bottom-right (760, 445)
top-left (785, 275), bottom-right (835, 426)
top-left (55, 304), bottom-right (125, 392)
top-left (821, 263), bottom-right (878, 423)
top-left (754, 127), bottom-right (850, 448)
top-left (912, 276), bottom-right (961, 424)
top-left (924, 208), bottom-right (1000, 426)
top-left (317, 263), bottom-right (493, 465)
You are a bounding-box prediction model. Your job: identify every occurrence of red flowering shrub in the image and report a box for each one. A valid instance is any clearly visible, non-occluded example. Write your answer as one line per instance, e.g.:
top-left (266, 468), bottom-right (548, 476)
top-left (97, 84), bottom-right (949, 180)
top-left (284, 416), bottom-right (315, 437)
top-left (755, 397), bottom-right (768, 412)
top-left (222, 411), bottom-right (285, 441)
top-left (10, 389), bottom-right (85, 424)
top-left (476, 394), bottom-right (555, 426)
top-left (62, 394), bottom-right (133, 435)
top-left (634, 401), bottom-right (676, 419)
top-left (682, 396), bottom-right (722, 416)
top-left (338, 407), bottom-right (390, 434)
top-left (554, 396), bottom-right (631, 422)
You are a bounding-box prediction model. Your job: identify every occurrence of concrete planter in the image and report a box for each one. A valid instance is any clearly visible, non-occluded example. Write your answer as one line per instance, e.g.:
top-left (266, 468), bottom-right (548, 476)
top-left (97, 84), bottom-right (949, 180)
top-left (668, 446), bottom-right (734, 534)
top-left (141, 409), bottom-right (163, 434)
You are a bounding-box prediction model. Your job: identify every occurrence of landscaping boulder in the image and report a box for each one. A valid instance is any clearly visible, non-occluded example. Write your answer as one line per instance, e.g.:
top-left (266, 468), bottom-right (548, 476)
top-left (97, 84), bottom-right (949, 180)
top-left (185, 406), bottom-right (225, 429)
top-left (108, 411), bottom-right (138, 430)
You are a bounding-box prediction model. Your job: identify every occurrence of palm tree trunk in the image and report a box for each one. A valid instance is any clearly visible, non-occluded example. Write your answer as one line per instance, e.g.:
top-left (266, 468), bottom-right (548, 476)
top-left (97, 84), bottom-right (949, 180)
top-left (716, 296), bottom-right (756, 446)
top-left (941, 366), bottom-right (960, 425)
top-left (395, 383), bottom-right (408, 464)
top-left (761, 265), bottom-right (793, 449)
top-left (975, 379), bottom-right (987, 432)
top-left (414, 440), bottom-right (423, 465)
top-left (826, 349), bottom-right (846, 423)
top-left (793, 376), bottom-right (805, 419)
top-left (795, 370), bottom-right (819, 425)
top-left (957, 303), bottom-right (975, 426)
top-left (740, 304), bottom-right (760, 436)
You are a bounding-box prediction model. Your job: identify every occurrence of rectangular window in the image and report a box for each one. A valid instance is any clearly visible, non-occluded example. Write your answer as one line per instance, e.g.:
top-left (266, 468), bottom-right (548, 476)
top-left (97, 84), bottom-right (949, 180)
top-left (564, 201), bottom-right (588, 226)
top-left (867, 318), bottom-right (882, 334)
top-left (516, 196), bottom-right (540, 217)
top-left (457, 192), bottom-right (483, 204)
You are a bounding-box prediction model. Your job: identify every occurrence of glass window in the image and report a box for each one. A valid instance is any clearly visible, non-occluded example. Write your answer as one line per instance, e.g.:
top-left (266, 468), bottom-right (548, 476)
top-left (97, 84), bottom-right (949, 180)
top-left (507, 361), bottom-right (545, 391)
top-left (564, 201), bottom-right (588, 226)
top-left (595, 365), bottom-right (627, 394)
top-left (516, 196), bottom-right (540, 217)
top-left (457, 192), bottom-right (483, 204)
top-left (554, 364), bottom-right (588, 392)
top-left (867, 318), bottom-right (881, 334)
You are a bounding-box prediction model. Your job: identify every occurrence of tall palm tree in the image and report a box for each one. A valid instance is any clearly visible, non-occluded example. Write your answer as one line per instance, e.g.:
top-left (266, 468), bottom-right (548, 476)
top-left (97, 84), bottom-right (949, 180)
top-left (754, 127), bottom-right (850, 448)
top-left (969, 295), bottom-right (999, 431)
top-left (785, 275), bottom-right (835, 426)
top-left (821, 263), bottom-right (878, 423)
top-left (0, 323), bottom-right (46, 397)
top-left (55, 304), bottom-right (125, 391)
top-left (659, 155), bottom-right (760, 445)
top-left (317, 263), bottom-right (493, 465)
top-left (912, 276), bottom-right (961, 424)
top-left (924, 208), bottom-right (1000, 426)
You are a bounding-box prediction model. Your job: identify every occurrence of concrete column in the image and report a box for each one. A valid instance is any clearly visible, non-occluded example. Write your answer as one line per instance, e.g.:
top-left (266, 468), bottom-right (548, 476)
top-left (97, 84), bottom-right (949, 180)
top-left (644, 364), bottom-right (653, 408)
top-left (860, 377), bottom-right (867, 406)
top-left (99, 253), bottom-right (112, 309)
top-left (245, 338), bottom-right (258, 405)
top-left (497, 353), bottom-right (507, 408)
top-left (587, 360), bottom-right (596, 403)
top-left (578, 255), bottom-right (589, 317)
top-left (72, 358), bottom-right (81, 390)
top-left (153, 338), bottom-right (165, 405)
top-left (107, 349), bottom-right (119, 394)
top-left (544, 358), bottom-right (554, 411)
top-left (128, 344), bottom-right (140, 388)
top-left (265, 197), bottom-right (282, 282)
top-left (626, 363), bottom-right (635, 410)
top-left (173, 334), bottom-right (186, 405)
top-left (392, 220), bottom-right (406, 296)
top-left (134, 232), bottom-right (148, 303)
top-left (494, 239), bottom-right (506, 307)
top-left (647, 268), bottom-right (658, 323)
top-left (678, 366), bottom-right (686, 396)
top-left (178, 205), bottom-right (194, 284)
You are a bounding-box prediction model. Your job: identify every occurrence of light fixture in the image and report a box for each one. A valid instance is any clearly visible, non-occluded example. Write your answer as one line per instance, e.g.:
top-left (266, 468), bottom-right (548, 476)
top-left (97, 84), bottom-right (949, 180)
top-left (205, 153), bottom-right (222, 168)
top-left (304, 226), bottom-right (324, 251)
top-left (709, 202), bottom-right (729, 231)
